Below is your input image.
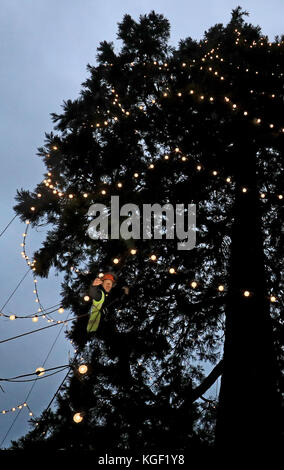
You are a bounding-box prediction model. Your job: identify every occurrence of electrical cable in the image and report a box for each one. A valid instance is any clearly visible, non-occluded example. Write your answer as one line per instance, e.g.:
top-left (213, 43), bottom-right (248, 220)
top-left (1, 368), bottom-right (71, 383)
top-left (0, 312), bottom-right (89, 345)
top-left (0, 305), bottom-right (63, 319)
top-left (0, 268), bottom-right (31, 312)
top-left (0, 214), bottom-right (18, 239)
top-left (0, 364), bottom-right (71, 382)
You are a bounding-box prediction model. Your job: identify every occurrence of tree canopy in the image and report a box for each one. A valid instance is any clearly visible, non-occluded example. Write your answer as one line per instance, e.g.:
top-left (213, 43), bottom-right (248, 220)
top-left (12, 8), bottom-right (283, 453)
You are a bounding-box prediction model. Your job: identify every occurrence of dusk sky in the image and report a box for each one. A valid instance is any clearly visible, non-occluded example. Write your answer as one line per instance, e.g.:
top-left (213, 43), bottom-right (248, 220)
top-left (0, 0), bottom-right (283, 448)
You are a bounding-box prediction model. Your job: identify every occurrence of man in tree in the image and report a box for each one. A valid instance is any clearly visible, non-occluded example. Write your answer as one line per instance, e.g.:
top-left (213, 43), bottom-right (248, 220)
top-left (87, 273), bottom-right (129, 333)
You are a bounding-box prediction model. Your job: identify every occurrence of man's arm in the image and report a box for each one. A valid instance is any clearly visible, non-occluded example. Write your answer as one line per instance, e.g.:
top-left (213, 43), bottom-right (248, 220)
top-left (89, 278), bottom-right (103, 301)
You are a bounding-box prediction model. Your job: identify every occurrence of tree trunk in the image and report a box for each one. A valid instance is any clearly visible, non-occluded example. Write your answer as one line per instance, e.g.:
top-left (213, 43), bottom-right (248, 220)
top-left (215, 136), bottom-right (281, 454)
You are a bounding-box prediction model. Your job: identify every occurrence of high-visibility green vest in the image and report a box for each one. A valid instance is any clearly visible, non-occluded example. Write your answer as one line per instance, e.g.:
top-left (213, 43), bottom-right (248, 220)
top-left (87, 290), bottom-right (105, 333)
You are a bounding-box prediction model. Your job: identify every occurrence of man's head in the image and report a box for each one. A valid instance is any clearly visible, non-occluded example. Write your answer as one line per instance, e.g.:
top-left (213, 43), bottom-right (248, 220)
top-left (102, 273), bottom-right (116, 292)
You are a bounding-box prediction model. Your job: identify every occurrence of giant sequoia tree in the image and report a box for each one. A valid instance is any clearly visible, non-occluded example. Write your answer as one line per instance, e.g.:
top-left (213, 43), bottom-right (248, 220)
top-left (12, 8), bottom-right (283, 453)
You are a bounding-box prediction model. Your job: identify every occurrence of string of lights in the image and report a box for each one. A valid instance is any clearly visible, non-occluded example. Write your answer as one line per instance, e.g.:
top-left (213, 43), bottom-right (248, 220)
top-left (31, 147), bottom-right (283, 203)
top-left (0, 364), bottom-right (70, 383)
top-left (0, 311), bottom-right (74, 447)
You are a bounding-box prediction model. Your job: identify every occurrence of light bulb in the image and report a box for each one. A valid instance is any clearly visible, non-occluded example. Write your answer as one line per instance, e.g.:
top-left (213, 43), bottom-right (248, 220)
top-left (36, 367), bottom-right (45, 376)
top-left (218, 285), bottom-right (225, 292)
top-left (169, 268), bottom-right (176, 274)
top-left (32, 316), bottom-right (39, 323)
top-left (84, 296), bottom-right (90, 302)
top-left (73, 412), bottom-right (83, 424)
top-left (10, 315), bottom-right (16, 320)
top-left (270, 296), bottom-right (277, 303)
top-left (113, 258), bottom-right (119, 264)
top-left (130, 249), bottom-right (137, 255)
top-left (58, 308), bottom-right (64, 314)
top-left (78, 365), bottom-right (88, 375)
top-left (243, 290), bottom-right (251, 297)
top-left (191, 281), bottom-right (197, 288)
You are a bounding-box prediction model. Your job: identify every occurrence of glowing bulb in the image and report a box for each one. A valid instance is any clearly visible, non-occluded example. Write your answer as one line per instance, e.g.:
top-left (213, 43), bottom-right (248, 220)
top-left (32, 316), bottom-right (39, 323)
top-left (101, 190), bottom-right (106, 195)
top-left (191, 281), bottom-right (197, 289)
top-left (84, 296), bottom-right (90, 302)
top-left (130, 249), bottom-right (137, 255)
top-left (270, 296), bottom-right (277, 303)
top-left (213, 171), bottom-right (218, 176)
top-left (113, 258), bottom-right (119, 264)
top-left (226, 177), bottom-right (231, 183)
top-left (243, 290), bottom-right (251, 297)
top-left (117, 182), bottom-right (123, 188)
top-left (242, 187), bottom-right (248, 193)
top-left (58, 308), bottom-right (64, 313)
top-left (197, 165), bottom-right (202, 171)
top-left (169, 268), bottom-right (176, 274)
top-left (9, 315), bottom-right (16, 320)
top-left (150, 254), bottom-right (157, 261)
top-left (260, 193), bottom-right (266, 199)
top-left (134, 173), bottom-right (139, 178)
top-left (149, 163), bottom-right (155, 169)
top-left (30, 207), bottom-right (35, 211)
top-left (83, 193), bottom-right (88, 198)
top-left (218, 285), bottom-right (225, 292)
top-left (73, 412), bottom-right (83, 423)
top-left (68, 194), bottom-right (74, 199)
top-left (78, 365), bottom-right (88, 375)
top-left (164, 155), bottom-right (169, 160)
top-left (36, 367), bottom-right (45, 376)
top-left (278, 194), bottom-right (283, 200)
